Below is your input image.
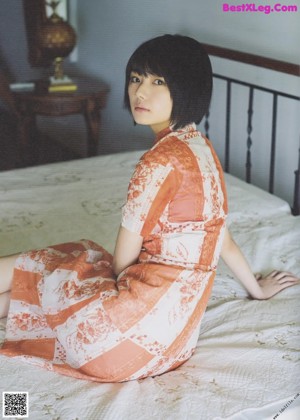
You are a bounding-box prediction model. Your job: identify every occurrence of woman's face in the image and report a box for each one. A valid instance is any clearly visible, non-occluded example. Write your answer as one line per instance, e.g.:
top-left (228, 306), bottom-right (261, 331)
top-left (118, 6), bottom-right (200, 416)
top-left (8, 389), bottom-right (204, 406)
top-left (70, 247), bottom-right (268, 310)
top-left (128, 72), bottom-right (173, 134)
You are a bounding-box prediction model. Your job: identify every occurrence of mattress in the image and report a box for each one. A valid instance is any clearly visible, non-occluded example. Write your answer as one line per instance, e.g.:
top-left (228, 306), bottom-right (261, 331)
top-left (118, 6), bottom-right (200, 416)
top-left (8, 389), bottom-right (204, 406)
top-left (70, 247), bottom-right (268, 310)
top-left (0, 151), bottom-right (299, 420)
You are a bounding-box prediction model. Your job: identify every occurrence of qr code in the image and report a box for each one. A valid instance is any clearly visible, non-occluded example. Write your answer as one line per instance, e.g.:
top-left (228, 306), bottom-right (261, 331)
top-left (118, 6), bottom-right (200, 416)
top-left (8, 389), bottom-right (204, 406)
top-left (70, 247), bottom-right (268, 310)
top-left (2, 392), bottom-right (29, 418)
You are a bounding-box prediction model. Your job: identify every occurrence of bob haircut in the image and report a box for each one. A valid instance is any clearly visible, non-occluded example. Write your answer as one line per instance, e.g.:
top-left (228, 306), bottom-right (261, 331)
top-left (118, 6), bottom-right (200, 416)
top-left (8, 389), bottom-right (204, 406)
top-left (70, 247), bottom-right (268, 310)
top-left (124, 34), bottom-right (212, 130)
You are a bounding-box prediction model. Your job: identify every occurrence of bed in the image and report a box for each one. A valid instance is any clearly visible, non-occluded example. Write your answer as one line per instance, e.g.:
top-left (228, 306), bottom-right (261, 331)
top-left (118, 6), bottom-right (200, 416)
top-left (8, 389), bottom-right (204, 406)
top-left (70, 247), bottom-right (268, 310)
top-left (0, 47), bottom-right (300, 420)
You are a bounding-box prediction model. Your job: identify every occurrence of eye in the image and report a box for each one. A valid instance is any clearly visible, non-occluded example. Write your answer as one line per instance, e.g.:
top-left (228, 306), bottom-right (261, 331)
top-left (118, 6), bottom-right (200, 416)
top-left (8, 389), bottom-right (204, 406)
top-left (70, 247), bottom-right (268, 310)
top-left (129, 75), bottom-right (140, 83)
top-left (154, 78), bottom-right (166, 86)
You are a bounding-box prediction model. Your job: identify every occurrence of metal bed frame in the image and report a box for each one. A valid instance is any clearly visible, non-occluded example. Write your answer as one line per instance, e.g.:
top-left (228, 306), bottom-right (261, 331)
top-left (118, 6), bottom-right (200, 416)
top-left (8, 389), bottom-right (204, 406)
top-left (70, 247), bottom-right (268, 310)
top-left (203, 44), bottom-right (300, 215)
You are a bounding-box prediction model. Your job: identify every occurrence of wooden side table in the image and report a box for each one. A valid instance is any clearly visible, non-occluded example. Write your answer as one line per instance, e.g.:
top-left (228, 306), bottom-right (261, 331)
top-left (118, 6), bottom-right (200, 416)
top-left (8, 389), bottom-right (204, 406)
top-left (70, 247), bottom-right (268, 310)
top-left (13, 79), bottom-right (109, 160)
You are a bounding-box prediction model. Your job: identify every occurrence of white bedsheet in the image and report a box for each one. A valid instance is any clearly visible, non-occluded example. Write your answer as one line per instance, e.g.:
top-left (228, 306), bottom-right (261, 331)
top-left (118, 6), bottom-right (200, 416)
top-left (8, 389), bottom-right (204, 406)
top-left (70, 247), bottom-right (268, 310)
top-left (0, 151), bottom-right (299, 420)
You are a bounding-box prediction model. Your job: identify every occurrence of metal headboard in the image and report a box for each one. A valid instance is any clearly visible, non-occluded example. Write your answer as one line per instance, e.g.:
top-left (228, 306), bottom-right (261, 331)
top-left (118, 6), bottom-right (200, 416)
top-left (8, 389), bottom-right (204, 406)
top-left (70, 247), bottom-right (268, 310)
top-left (202, 44), bottom-right (300, 215)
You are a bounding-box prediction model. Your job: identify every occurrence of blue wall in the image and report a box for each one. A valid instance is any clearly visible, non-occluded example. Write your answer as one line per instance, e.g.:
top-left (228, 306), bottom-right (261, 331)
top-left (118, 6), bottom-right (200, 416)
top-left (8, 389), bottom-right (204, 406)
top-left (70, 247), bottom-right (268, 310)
top-left (1, 0), bottom-right (299, 204)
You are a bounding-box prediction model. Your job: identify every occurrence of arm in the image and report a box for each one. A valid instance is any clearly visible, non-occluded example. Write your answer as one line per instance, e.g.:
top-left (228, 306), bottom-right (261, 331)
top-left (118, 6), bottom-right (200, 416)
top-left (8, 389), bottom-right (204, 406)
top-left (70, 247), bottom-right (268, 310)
top-left (112, 225), bottom-right (143, 276)
top-left (220, 225), bottom-right (299, 299)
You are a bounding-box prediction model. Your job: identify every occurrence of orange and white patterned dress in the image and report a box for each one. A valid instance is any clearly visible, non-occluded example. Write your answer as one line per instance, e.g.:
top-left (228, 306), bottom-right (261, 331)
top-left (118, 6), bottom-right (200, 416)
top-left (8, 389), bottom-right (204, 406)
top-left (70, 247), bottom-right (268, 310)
top-left (0, 124), bottom-right (227, 382)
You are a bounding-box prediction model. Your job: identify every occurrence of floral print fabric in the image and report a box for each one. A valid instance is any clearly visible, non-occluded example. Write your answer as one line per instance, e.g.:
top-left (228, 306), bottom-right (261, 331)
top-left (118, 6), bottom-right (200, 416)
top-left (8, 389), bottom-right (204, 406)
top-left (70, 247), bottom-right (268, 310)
top-left (0, 124), bottom-right (227, 382)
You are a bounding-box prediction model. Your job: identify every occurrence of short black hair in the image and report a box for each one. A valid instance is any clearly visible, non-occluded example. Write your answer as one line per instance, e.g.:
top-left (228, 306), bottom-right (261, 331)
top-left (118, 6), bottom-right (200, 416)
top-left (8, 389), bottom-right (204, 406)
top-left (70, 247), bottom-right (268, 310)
top-left (124, 34), bottom-right (212, 130)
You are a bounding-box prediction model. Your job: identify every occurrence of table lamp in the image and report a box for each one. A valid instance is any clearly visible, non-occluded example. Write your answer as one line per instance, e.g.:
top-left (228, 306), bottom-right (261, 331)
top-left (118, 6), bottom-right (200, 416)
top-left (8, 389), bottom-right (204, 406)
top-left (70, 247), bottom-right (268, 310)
top-left (38, 0), bottom-right (76, 85)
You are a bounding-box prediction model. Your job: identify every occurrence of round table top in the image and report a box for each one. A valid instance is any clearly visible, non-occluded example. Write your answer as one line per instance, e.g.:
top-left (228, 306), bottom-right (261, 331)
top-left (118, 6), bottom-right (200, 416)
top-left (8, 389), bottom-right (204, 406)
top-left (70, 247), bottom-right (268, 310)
top-left (14, 78), bottom-right (109, 99)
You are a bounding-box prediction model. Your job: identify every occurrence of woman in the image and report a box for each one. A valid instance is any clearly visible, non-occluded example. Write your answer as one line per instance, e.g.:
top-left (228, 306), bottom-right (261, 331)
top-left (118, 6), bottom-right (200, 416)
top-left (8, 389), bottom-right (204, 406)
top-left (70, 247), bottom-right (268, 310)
top-left (0, 35), bottom-right (298, 382)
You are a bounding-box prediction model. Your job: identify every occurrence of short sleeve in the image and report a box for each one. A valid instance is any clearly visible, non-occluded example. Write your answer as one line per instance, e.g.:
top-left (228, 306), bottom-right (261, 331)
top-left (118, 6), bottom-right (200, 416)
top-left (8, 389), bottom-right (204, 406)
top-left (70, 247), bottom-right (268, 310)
top-left (121, 154), bottom-right (179, 237)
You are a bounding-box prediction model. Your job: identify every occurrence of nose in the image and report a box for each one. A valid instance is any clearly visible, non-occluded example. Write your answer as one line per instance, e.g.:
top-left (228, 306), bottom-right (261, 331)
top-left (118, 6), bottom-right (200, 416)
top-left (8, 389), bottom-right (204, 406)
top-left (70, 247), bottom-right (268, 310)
top-left (135, 81), bottom-right (148, 100)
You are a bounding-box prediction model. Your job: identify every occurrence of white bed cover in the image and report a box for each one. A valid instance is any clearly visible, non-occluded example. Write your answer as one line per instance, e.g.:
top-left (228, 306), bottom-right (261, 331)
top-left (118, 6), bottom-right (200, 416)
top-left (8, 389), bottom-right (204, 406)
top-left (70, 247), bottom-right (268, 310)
top-left (0, 151), bottom-right (299, 420)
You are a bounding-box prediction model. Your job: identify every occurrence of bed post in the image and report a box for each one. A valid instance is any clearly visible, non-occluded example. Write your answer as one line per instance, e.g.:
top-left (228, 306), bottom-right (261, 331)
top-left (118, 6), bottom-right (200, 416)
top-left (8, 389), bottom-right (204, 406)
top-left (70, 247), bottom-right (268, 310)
top-left (292, 146), bottom-right (300, 216)
top-left (204, 110), bottom-right (210, 139)
top-left (225, 80), bottom-right (231, 172)
top-left (269, 94), bottom-right (278, 194)
top-left (246, 87), bottom-right (254, 183)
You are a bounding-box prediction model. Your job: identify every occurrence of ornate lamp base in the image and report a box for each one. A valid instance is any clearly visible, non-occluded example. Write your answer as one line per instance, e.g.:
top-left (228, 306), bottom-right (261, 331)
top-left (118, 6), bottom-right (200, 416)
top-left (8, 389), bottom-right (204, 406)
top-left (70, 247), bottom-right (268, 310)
top-left (49, 57), bottom-right (73, 85)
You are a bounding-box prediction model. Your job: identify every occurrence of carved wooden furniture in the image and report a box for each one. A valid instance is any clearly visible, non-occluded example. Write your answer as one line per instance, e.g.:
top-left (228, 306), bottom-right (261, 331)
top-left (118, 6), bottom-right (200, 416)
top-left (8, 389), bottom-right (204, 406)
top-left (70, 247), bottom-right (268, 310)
top-left (13, 79), bottom-right (109, 160)
top-left (23, 0), bottom-right (51, 68)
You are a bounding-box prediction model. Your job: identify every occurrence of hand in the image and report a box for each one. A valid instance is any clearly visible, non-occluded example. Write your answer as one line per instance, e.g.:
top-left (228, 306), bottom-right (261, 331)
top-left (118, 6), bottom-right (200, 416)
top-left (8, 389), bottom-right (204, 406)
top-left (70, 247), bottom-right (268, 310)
top-left (254, 270), bottom-right (300, 299)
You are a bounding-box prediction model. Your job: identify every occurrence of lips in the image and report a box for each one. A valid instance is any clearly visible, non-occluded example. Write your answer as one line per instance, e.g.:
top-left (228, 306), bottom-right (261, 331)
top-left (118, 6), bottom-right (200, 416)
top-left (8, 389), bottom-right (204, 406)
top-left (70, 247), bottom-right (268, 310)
top-left (134, 106), bottom-right (150, 112)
